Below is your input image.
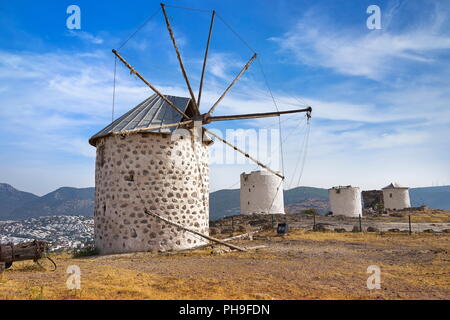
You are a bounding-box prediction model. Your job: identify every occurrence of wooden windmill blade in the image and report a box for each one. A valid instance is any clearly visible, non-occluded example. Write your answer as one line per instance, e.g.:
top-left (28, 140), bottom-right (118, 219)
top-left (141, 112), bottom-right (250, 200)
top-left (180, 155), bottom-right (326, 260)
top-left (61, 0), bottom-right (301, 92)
top-left (160, 3), bottom-right (200, 115)
top-left (204, 107), bottom-right (312, 123)
top-left (205, 53), bottom-right (257, 117)
top-left (112, 49), bottom-right (190, 120)
top-left (197, 10), bottom-right (216, 108)
top-left (203, 107), bottom-right (312, 180)
top-left (111, 5), bottom-right (312, 182)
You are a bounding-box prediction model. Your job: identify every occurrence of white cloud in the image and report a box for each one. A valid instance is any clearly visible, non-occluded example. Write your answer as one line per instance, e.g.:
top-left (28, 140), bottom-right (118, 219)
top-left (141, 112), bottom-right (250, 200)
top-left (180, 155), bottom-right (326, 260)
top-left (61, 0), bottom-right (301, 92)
top-left (270, 2), bottom-right (450, 80)
top-left (207, 53), bottom-right (245, 80)
top-left (1, 34), bottom-right (449, 195)
top-left (67, 31), bottom-right (104, 44)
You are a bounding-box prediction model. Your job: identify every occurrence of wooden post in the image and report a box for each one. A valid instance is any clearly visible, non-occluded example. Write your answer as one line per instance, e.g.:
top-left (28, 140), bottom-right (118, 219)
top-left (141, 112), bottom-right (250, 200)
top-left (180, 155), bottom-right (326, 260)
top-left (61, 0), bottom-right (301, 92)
top-left (408, 215), bottom-right (412, 235)
top-left (359, 214), bottom-right (362, 232)
top-left (231, 216), bottom-right (234, 234)
top-left (313, 214), bottom-right (316, 230)
top-left (271, 215), bottom-right (275, 229)
top-left (205, 107), bottom-right (312, 123)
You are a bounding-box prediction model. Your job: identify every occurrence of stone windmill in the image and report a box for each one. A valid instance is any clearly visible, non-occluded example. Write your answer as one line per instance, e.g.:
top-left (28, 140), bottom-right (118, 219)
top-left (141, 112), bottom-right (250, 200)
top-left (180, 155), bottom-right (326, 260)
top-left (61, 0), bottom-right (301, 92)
top-left (89, 3), bottom-right (312, 254)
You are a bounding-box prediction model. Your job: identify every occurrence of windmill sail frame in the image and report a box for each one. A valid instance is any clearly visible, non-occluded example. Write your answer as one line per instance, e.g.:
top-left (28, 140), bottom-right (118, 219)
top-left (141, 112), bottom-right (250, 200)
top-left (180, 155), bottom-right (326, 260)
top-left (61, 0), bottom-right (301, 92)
top-left (109, 4), bottom-right (312, 178)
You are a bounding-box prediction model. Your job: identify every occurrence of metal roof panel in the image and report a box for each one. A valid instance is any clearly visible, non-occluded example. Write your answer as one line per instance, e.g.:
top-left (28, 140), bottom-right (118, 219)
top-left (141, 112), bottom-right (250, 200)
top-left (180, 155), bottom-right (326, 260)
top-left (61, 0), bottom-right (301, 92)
top-left (89, 94), bottom-right (191, 145)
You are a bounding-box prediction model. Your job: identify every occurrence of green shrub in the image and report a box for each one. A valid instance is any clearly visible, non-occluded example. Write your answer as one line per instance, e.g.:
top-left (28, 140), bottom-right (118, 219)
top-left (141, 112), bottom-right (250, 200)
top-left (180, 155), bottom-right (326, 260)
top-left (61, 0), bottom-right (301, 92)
top-left (301, 209), bottom-right (319, 215)
top-left (73, 246), bottom-right (99, 258)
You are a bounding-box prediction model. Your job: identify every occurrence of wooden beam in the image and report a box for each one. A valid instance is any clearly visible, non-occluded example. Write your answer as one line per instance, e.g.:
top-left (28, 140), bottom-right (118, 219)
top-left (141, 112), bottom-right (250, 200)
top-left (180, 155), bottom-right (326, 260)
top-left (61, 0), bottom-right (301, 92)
top-left (204, 128), bottom-right (284, 180)
top-left (204, 107), bottom-right (312, 123)
top-left (206, 53), bottom-right (257, 116)
top-left (112, 49), bottom-right (190, 119)
top-left (113, 120), bottom-right (193, 136)
top-left (144, 209), bottom-right (247, 252)
top-left (197, 10), bottom-right (216, 108)
top-left (160, 3), bottom-right (200, 115)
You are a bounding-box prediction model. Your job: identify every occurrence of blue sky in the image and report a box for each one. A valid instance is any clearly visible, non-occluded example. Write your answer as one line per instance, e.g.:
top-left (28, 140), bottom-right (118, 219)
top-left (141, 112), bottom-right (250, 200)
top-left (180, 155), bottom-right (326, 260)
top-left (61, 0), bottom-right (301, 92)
top-left (0, 0), bottom-right (449, 195)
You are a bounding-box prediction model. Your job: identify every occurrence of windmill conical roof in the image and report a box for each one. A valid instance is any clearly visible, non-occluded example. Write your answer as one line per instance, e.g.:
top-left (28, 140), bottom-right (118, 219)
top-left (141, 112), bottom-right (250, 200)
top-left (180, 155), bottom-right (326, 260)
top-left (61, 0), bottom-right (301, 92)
top-left (382, 182), bottom-right (408, 189)
top-left (89, 94), bottom-right (192, 146)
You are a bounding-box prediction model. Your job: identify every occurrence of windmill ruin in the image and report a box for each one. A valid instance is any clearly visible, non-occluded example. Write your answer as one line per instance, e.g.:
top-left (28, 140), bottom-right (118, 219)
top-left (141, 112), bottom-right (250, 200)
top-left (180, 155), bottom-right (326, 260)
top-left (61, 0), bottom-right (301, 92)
top-left (89, 3), bottom-right (312, 254)
top-left (240, 170), bottom-right (285, 215)
top-left (329, 182), bottom-right (412, 217)
top-left (382, 183), bottom-right (411, 210)
top-left (329, 186), bottom-right (362, 217)
top-left (361, 183), bottom-right (411, 211)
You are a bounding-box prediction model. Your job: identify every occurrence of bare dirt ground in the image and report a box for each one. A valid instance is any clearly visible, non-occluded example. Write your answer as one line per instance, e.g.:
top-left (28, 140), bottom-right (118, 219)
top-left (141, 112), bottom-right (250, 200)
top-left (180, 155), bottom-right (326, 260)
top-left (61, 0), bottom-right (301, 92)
top-left (1, 227), bottom-right (449, 300)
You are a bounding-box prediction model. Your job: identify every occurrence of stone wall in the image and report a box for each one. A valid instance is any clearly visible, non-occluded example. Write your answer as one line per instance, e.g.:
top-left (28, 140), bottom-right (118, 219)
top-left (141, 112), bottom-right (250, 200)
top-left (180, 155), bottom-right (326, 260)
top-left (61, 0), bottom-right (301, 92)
top-left (329, 186), bottom-right (362, 217)
top-left (383, 188), bottom-right (411, 210)
top-left (362, 190), bottom-right (384, 209)
top-left (93, 130), bottom-right (210, 254)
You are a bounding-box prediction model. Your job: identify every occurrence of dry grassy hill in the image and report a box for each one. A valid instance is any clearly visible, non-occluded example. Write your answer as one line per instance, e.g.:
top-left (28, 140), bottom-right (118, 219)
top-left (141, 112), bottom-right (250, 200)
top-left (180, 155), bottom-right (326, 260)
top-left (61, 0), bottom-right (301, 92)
top-left (1, 210), bottom-right (449, 300)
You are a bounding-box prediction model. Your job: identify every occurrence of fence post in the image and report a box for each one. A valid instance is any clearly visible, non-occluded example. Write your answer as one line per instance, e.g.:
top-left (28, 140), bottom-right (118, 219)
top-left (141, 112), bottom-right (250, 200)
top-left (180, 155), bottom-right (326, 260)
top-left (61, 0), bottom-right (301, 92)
top-left (271, 214), bottom-right (274, 229)
top-left (231, 216), bottom-right (234, 234)
top-left (408, 215), bottom-right (412, 235)
top-left (313, 214), bottom-right (316, 230)
top-left (359, 214), bottom-right (362, 232)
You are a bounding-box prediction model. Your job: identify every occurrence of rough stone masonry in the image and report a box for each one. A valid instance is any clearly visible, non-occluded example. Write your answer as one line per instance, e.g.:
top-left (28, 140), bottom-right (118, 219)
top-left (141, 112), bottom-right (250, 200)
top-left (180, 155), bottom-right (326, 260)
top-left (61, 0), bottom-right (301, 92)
top-left (93, 130), bottom-right (210, 254)
top-left (362, 190), bottom-right (384, 209)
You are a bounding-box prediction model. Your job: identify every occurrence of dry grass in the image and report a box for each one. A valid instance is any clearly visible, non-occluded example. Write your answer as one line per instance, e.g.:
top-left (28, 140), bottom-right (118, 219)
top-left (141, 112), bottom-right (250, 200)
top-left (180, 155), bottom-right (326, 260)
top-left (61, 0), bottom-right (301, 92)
top-left (1, 230), bottom-right (449, 300)
top-left (375, 210), bottom-right (450, 223)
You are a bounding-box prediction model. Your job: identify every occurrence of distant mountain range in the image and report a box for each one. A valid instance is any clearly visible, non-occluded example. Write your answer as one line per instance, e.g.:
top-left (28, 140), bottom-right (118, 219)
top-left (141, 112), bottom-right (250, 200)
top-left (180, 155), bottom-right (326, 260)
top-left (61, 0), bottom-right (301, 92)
top-left (0, 184), bottom-right (94, 220)
top-left (410, 186), bottom-right (450, 208)
top-left (0, 183), bottom-right (39, 216)
top-left (0, 183), bottom-right (449, 221)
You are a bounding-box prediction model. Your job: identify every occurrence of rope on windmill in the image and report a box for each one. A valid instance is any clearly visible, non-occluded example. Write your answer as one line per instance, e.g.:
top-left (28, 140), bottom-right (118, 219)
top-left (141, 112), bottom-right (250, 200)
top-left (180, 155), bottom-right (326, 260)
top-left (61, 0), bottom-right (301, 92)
top-left (117, 8), bottom-right (161, 50)
top-left (287, 117), bottom-right (310, 189)
top-left (293, 119), bottom-right (311, 189)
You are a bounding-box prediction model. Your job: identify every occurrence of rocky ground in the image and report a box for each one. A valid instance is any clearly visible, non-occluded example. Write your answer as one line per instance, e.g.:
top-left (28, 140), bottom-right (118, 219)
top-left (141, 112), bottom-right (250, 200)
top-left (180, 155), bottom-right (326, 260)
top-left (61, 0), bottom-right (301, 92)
top-left (0, 208), bottom-right (448, 252)
top-left (210, 209), bottom-right (450, 235)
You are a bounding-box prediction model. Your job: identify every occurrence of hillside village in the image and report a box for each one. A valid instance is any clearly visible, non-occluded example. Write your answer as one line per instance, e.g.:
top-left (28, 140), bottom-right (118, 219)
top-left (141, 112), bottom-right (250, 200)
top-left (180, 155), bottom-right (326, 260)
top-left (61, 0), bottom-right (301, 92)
top-left (0, 216), bottom-right (93, 250)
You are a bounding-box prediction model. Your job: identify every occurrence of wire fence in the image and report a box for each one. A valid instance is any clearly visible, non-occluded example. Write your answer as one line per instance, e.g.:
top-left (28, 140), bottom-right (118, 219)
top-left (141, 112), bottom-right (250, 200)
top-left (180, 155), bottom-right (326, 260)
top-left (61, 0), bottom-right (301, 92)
top-left (211, 213), bottom-right (450, 235)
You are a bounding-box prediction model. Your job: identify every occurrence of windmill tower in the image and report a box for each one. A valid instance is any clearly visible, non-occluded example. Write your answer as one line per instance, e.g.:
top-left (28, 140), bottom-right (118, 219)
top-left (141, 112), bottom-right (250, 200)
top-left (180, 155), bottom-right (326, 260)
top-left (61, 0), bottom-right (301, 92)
top-left (240, 170), bottom-right (285, 215)
top-left (329, 186), bottom-right (362, 217)
top-left (382, 182), bottom-right (411, 210)
top-left (89, 3), bottom-right (312, 254)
